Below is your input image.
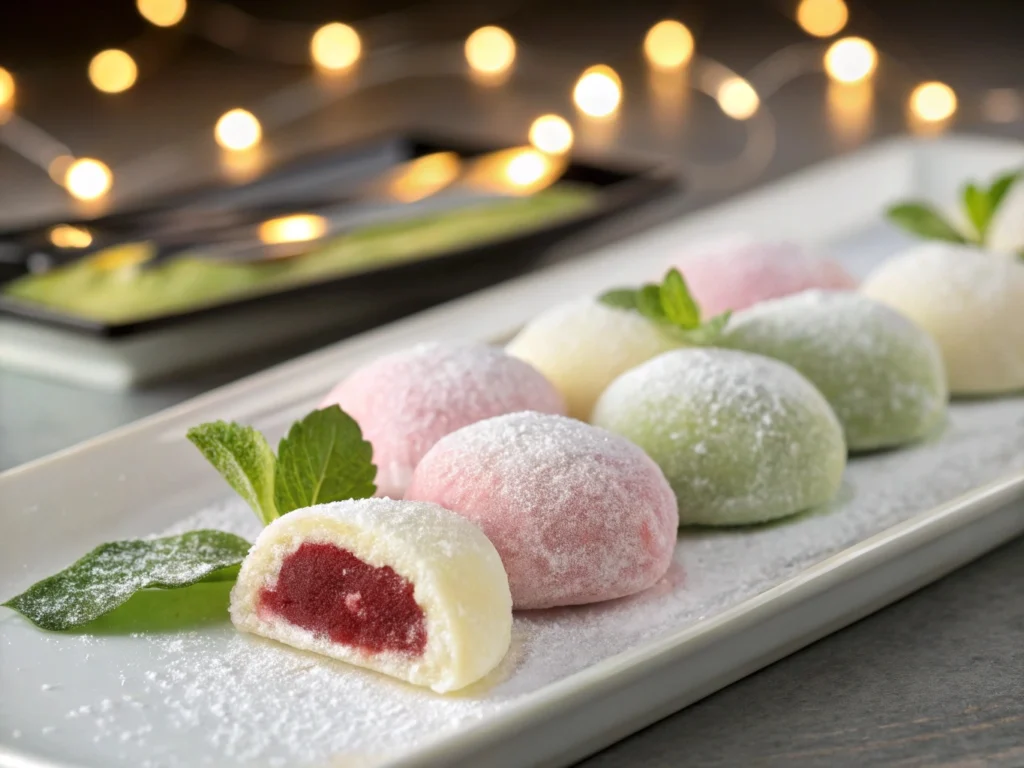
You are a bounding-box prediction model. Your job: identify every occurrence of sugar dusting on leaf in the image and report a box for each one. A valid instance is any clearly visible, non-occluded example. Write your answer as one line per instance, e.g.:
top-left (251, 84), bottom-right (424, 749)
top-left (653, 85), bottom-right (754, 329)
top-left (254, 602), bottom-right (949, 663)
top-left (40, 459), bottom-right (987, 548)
top-left (274, 405), bottom-right (377, 515)
top-left (187, 422), bottom-right (278, 525)
top-left (2, 531), bottom-right (251, 631)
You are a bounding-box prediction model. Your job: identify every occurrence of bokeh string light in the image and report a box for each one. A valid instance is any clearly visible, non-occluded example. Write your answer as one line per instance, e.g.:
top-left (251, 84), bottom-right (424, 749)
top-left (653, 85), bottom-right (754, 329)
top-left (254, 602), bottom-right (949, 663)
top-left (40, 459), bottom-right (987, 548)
top-left (0, 68), bottom-right (14, 109)
top-left (137, 0), bottom-right (187, 27)
top-left (716, 76), bottom-right (760, 120)
top-left (643, 20), bottom-right (694, 70)
top-left (529, 115), bottom-right (574, 155)
top-left (0, 0), bottom-right (1019, 212)
top-left (796, 0), bottom-right (849, 38)
top-left (824, 37), bottom-right (877, 83)
top-left (310, 23), bottom-right (362, 71)
top-left (64, 158), bottom-right (113, 201)
top-left (88, 49), bottom-right (139, 94)
top-left (215, 108), bottom-right (262, 151)
top-left (464, 26), bottom-right (516, 77)
top-left (573, 65), bottom-right (622, 118)
top-left (910, 81), bottom-right (957, 123)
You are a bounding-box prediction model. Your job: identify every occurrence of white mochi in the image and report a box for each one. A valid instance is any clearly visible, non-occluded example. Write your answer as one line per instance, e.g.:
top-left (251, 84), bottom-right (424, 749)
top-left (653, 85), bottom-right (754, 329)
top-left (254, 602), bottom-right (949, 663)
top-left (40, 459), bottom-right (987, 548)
top-left (506, 298), bottom-right (680, 420)
top-left (230, 498), bottom-right (512, 693)
top-left (861, 243), bottom-right (1024, 396)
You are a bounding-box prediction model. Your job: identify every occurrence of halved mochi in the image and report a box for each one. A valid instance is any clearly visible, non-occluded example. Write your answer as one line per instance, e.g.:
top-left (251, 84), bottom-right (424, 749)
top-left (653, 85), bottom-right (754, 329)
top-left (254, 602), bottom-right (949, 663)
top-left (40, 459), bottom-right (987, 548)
top-left (230, 498), bottom-right (512, 693)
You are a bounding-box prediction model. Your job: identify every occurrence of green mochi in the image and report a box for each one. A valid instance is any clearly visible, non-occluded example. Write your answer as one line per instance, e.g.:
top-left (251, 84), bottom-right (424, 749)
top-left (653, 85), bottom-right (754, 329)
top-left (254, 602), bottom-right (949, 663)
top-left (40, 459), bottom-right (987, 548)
top-left (720, 291), bottom-right (948, 451)
top-left (591, 348), bottom-right (846, 526)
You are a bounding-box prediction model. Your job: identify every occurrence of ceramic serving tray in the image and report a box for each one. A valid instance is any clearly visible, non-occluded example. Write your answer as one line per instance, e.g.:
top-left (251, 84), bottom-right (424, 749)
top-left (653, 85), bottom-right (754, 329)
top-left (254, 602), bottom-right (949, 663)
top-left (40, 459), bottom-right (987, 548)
top-left (1, 134), bottom-right (1023, 768)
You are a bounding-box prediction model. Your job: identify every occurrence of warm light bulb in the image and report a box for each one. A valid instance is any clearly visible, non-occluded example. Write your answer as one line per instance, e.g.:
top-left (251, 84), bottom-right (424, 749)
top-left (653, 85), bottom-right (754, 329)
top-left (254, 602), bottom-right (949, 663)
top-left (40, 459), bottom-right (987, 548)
top-left (49, 225), bottom-right (94, 249)
top-left (388, 152), bottom-right (461, 203)
top-left (310, 23), bottom-right (362, 71)
top-left (796, 0), bottom-right (848, 38)
top-left (529, 114), bottom-right (574, 155)
top-left (0, 67), bottom-right (14, 108)
top-left (910, 81), bottom-right (957, 122)
top-left (64, 158), bottom-right (112, 201)
top-left (258, 214), bottom-right (328, 245)
top-left (573, 65), bottom-right (622, 118)
top-left (505, 149), bottom-right (549, 187)
top-left (88, 50), bottom-right (138, 94)
top-left (215, 109), bottom-right (262, 151)
top-left (464, 26), bottom-right (516, 75)
top-left (644, 20), bottom-right (694, 70)
top-left (716, 76), bottom-right (759, 120)
top-left (824, 37), bottom-right (877, 83)
top-left (137, 0), bottom-right (187, 26)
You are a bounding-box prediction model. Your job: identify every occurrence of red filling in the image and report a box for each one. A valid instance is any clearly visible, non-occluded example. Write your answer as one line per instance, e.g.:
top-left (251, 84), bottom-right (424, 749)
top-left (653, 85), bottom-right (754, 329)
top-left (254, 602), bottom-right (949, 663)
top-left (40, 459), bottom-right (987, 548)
top-left (258, 542), bottom-right (427, 656)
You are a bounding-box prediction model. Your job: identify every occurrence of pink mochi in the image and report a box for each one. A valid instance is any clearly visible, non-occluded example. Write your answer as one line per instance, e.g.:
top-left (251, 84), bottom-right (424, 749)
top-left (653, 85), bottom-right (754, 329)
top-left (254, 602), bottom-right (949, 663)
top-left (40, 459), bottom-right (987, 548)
top-left (672, 238), bottom-right (857, 316)
top-left (321, 342), bottom-right (565, 499)
top-left (405, 412), bottom-right (679, 609)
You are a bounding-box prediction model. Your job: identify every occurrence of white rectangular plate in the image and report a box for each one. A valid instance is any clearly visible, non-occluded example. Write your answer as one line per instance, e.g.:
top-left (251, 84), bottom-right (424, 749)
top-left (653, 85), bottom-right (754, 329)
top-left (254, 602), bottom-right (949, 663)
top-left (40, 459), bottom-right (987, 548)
top-left (2, 135), bottom-right (1023, 768)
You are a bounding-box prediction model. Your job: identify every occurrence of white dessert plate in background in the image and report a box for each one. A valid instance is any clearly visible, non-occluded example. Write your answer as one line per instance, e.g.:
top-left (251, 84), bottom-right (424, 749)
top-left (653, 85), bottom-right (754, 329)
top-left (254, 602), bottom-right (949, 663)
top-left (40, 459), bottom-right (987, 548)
top-left (1, 135), bottom-right (1023, 768)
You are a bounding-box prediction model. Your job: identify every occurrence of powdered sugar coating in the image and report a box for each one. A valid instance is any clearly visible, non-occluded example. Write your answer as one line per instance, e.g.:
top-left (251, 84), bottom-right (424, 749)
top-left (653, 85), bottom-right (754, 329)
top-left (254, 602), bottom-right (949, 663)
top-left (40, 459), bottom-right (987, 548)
top-left (230, 499), bottom-right (512, 693)
top-left (320, 342), bottom-right (565, 498)
top-left (722, 290), bottom-right (948, 451)
top-left (506, 298), bottom-right (681, 420)
top-left (862, 243), bottom-right (1024, 395)
top-left (405, 412), bottom-right (679, 609)
top-left (592, 348), bottom-right (846, 526)
top-left (671, 238), bottom-right (857, 316)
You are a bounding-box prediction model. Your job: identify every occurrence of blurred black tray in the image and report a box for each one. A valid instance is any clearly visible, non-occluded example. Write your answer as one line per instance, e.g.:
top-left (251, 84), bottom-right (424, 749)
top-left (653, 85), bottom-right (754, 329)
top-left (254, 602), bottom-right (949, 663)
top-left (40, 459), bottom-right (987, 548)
top-left (0, 132), bottom-right (678, 339)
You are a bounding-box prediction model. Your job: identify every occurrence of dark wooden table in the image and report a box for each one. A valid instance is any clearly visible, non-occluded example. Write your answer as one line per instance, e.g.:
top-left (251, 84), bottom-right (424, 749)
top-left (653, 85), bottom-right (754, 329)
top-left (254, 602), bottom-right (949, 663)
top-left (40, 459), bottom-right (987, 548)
top-left (1, 2), bottom-right (1022, 764)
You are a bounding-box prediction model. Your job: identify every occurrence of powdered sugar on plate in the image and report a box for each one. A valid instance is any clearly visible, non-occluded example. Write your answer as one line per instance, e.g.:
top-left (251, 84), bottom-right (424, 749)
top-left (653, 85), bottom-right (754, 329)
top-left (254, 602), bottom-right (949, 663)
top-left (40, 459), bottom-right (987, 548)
top-left (1, 398), bottom-right (1022, 767)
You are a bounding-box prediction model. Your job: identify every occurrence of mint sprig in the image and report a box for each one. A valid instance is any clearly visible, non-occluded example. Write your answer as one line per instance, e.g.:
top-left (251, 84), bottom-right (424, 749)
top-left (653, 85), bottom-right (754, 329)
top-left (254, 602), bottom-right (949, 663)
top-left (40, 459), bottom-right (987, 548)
top-left (886, 168), bottom-right (1021, 250)
top-left (4, 406), bottom-right (377, 632)
top-left (187, 422), bottom-right (279, 525)
top-left (188, 404), bottom-right (377, 523)
top-left (275, 407), bottom-right (377, 513)
top-left (2, 531), bottom-right (251, 631)
top-left (599, 268), bottom-right (731, 345)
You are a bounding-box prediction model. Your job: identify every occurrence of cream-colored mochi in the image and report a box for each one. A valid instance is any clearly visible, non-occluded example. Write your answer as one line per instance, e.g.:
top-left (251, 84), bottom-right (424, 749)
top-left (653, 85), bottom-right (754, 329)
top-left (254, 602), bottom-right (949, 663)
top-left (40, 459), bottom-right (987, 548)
top-left (861, 243), bottom-right (1024, 395)
top-left (506, 298), bottom-right (681, 420)
top-left (230, 499), bottom-right (512, 693)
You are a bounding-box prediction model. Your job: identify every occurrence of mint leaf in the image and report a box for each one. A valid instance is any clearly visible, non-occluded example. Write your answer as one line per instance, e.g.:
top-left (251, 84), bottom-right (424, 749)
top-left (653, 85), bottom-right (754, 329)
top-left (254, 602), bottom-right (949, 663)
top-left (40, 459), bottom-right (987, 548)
top-left (659, 268), bottom-right (701, 330)
top-left (598, 288), bottom-right (639, 310)
top-left (274, 405), bottom-right (376, 514)
top-left (187, 421), bottom-right (278, 525)
top-left (962, 183), bottom-right (990, 243)
top-left (886, 203), bottom-right (967, 243)
top-left (2, 531), bottom-right (251, 631)
top-left (987, 170), bottom-right (1021, 215)
top-left (635, 284), bottom-right (666, 321)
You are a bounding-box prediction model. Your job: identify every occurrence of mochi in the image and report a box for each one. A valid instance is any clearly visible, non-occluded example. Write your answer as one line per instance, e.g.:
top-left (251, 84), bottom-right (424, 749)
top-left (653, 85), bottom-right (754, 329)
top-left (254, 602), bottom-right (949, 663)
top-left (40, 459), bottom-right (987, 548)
top-left (861, 243), bottom-right (1024, 396)
top-left (721, 291), bottom-right (948, 450)
top-left (230, 499), bottom-right (512, 693)
top-left (671, 237), bottom-right (857, 316)
top-left (506, 298), bottom-right (680, 420)
top-left (405, 412), bottom-right (679, 608)
top-left (592, 348), bottom-right (846, 526)
top-left (321, 342), bottom-right (565, 498)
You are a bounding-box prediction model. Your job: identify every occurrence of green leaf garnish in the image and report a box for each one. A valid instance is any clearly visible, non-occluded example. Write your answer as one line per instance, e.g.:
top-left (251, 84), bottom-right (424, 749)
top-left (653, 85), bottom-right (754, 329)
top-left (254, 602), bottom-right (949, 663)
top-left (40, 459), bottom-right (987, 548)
top-left (885, 203), bottom-right (967, 244)
top-left (598, 288), bottom-right (638, 310)
top-left (597, 267), bottom-right (730, 345)
top-left (887, 168), bottom-right (1022, 247)
top-left (962, 183), bottom-right (990, 242)
top-left (659, 268), bottom-right (701, 330)
top-left (187, 421), bottom-right (279, 525)
top-left (274, 405), bottom-right (377, 514)
top-left (2, 531), bottom-right (251, 631)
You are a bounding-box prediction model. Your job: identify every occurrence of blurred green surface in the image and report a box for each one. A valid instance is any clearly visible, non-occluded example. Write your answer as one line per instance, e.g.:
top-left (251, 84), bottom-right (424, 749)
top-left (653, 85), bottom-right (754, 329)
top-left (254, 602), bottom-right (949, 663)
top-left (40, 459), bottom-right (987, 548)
top-left (4, 186), bottom-right (595, 324)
